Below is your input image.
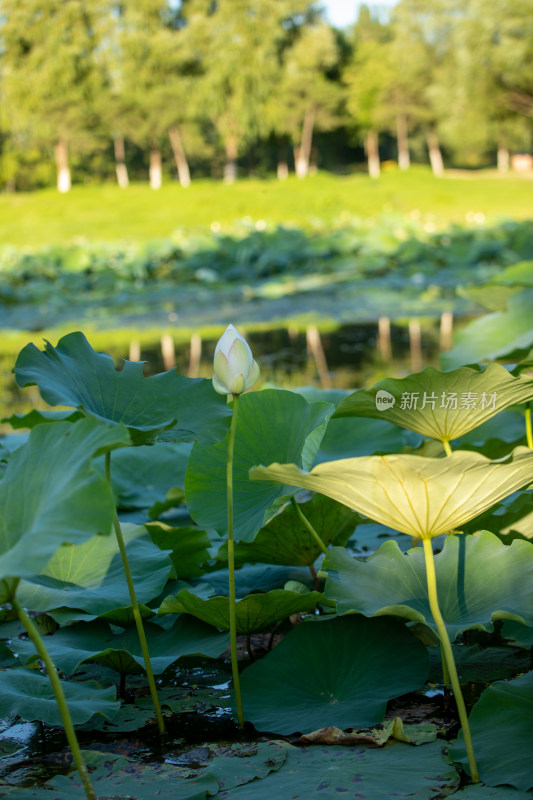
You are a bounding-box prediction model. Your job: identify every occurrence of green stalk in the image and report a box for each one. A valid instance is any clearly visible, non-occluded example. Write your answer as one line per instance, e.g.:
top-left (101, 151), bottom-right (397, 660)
top-left (290, 496), bottom-right (328, 555)
top-left (526, 405), bottom-right (533, 449)
top-left (440, 641), bottom-right (451, 707)
top-left (442, 439), bottom-right (453, 457)
top-left (12, 598), bottom-right (97, 800)
top-left (227, 393), bottom-right (244, 728)
top-left (422, 537), bottom-right (479, 783)
top-left (105, 452), bottom-right (165, 734)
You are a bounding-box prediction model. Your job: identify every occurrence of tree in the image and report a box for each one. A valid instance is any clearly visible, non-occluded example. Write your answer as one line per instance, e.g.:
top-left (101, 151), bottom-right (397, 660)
top-left (267, 20), bottom-right (343, 178)
top-left (0, 0), bottom-right (107, 191)
top-left (344, 6), bottom-right (393, 178)
top-left (181, 0), bottom-right (321, 182)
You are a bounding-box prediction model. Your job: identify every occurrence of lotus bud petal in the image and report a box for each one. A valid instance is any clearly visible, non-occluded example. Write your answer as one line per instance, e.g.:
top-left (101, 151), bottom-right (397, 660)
top-left (212, 325), bottom-right (260, 396)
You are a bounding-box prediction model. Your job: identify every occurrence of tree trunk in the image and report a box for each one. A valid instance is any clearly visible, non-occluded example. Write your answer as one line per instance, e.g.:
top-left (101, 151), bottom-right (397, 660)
top-left (497, 140), bottom-right (510, 173)
top-left (295, 105), bottom-right (316, 178)
top-left (54, 137), bottom-right (71, 193)
top-left (426, 128), bottom-right (444, 176)
top-left (149, 147), bottom-right (162, 189)
top-left (168, 125), bottom-right (191, 187)
top-left (365, 129), bottom-right (380, 178)
top-left (114, 136), bottom-right (129, 188)
top-left (224, 136), bottom-right (238, 184)
top-left (396, 114), bottom-right (410, 170)
top-left (277, 138), bottom-right (289, 180)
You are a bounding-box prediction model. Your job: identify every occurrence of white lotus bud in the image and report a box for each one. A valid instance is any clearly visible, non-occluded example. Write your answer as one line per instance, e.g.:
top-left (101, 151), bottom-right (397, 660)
top-left (212, 324), bottom-right (260, 396)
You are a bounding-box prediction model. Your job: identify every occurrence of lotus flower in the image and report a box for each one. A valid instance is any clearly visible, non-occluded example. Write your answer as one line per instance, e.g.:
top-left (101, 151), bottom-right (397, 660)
top-left (213, 325), bottom-right (260, 396)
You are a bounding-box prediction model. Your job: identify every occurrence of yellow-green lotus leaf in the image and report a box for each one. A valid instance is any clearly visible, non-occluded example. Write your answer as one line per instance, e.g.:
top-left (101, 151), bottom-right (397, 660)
top-left (250, 447), bottom-right (533, 540)
top-left (334, 363), bottom-right (533, 444)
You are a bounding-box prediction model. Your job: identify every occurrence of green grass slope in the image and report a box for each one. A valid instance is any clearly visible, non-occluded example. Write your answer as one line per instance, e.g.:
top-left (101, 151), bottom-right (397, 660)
top-left (1, 167), bottom-right (532, 247)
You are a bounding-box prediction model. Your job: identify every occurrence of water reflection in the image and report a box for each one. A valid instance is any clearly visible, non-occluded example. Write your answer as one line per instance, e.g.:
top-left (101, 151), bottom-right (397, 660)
top-left (0, 319), bottom-right (444, 433)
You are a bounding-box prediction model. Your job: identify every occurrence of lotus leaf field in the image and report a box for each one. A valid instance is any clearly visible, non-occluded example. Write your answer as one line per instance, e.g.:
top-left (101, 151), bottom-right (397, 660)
top-left (0, 329), bottom-right (532, 799)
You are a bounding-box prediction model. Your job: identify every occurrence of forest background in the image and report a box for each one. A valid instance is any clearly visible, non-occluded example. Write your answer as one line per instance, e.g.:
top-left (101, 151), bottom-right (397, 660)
top-left (1, 0), bottom-right (532, 193)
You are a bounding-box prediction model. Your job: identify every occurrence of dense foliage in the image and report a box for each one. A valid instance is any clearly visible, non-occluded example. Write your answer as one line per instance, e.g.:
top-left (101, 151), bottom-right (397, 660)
top-left (1, 0), bottom-right (532, 190)
top-left (0, 332), bottom-right (532, 797)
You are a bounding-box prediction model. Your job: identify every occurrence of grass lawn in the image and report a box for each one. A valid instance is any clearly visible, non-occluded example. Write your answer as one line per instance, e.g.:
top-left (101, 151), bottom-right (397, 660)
top-left (1, 167), bottom-right (532, 247)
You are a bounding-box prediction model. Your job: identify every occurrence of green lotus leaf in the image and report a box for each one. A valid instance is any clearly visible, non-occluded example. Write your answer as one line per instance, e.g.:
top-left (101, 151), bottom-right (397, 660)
top-left (12, 615), bottom-right (228, 676)
top-left (14, 330), bottom-right (231, 445)
top-left (146, 522), bottom-right (212, 578)
top-left (0, 668), bottom-right (119, 727)
top-left (95, 442), bottom-right (192, 509)
top-left (501, 619), bottom-right (533, 646)
top-left (16, 524), bottom-right (172, 617)
top-left (239, 615), bottom-right (429, 733)
top-left (158, 587), bottom-right (324, 634)
top-left (449, 670), bottom-right (533, 791)
top-left (14, 742), bottom-right (288, 800)
top-left (0, 418), bottom-right (129, 583)
top-left (448, 786), bottom-right (532, 799)
top-left (185, 389), bottom-right (333, 543)
top-left (250, 448), bottom-right (533, 539)
top-left (6, 759), bottom-right (215, 800)
top-left (441, 288), bottom-right (533, 368)
top-left (215, 740), bottom-right (458, 799)
top-left (204, 563), bottom-right (314, 598)
top-left (316, 416), bottom-right (421, 461)
top-left (217, 495), bottom-right (358, 567)
top-left (493, 259), bottom-right (533, 286)
top-left (3, 409), bottom-right (84, 429)
top-left (333, 363), bottom-right (533, 445)
top-left (322, 531), bottom-right (533, 640)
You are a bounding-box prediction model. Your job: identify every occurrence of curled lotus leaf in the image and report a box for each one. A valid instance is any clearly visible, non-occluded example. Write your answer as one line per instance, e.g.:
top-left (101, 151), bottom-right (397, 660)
top-left (14, 331), bottom-right (230, 445)
top-left (250, 447), bottom-right (533, 540)
top-left (334, 363), bottom-right (533, 444)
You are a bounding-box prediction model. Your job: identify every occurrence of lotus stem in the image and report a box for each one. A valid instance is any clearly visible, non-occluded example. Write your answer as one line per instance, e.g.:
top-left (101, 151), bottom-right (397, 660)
top-left (105, 452), bottom-right (165, 734)
top-left (442, 439), bottom-right (452, 457)
top-left (422, 537), bottom-right (479, 783)
top-left (291, 496), bottom-right (328, 555)
top-left (440, 641), bottom-right (451, 707)
top-left (227, 393), bottom-right (245, 727)
top-left (526, 405), bottom-right (533, 449)
top-left (12, 598), bottom-right (97, 800)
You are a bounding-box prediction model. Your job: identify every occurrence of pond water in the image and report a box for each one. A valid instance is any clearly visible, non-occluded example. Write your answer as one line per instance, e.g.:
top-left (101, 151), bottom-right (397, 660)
top-left (1, 317), bottom-right (448, 431)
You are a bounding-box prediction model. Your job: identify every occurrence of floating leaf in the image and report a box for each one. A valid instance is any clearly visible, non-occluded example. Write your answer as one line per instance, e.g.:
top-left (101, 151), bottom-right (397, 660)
top-left (239, 615), bottom-right (429, 733)
top-left (218, 495), bottom-right (358, 567)
top-left (185, 389), bottom-right (333, 542)
top-left (449, 671), bottom-right (533, 791)
top-left (16, 524), bottom-right (172, 618)
top-left (165, 741), bottom-right (289, 790)
top-left (215, 740), bottom-right (458, 799)
top-left (158, 587), bottom-right (324, 634)
top-left (251, 448), bottom-right (533, 539)
top-left (448, 785), bottom-right (533, 799)
top-left (333, 363), bottom-right (533, 444)
top-left (0, 669), bottom-right (119, 727)
top-left (14, 330), bottom-right (230, 445)
top-left (11, 760), bottom-right (216, 800)
top-left (0, 418), bottom-right (129, 583)
top-left (322, 532), bottom-right (533, 640)
top-left (12, 742), bottom-right (289, 800)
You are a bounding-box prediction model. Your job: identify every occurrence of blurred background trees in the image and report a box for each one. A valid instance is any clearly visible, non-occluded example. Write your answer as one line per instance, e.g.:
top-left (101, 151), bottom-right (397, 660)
top-left (0, 0), bottom-right (532, 191)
